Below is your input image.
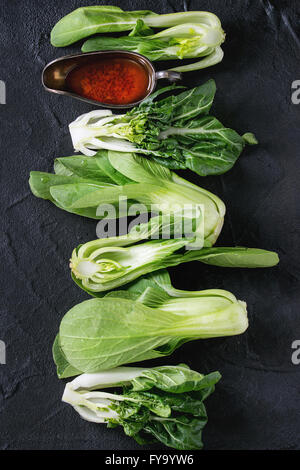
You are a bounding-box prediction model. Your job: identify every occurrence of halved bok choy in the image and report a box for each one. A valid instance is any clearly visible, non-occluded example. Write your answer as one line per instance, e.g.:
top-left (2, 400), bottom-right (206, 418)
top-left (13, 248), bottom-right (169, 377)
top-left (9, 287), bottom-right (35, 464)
top-left (54, 277), bottom-right (248, 374)
top-left (70, 215), bottom-right (279, 295)
top-left (82, 22), bottom-right (225, 73)
top-left (68, 80), bottom-right (257, 176)
top-left (51, 5), bottom-right (225, 75)
top-left (61, 363), bottom-right (221, 450)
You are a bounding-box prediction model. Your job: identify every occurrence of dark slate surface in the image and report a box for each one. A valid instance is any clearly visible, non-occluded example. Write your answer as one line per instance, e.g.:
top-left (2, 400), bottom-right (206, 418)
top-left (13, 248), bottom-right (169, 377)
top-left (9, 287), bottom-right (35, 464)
top-left (1, 0), bottom-right (300, 450)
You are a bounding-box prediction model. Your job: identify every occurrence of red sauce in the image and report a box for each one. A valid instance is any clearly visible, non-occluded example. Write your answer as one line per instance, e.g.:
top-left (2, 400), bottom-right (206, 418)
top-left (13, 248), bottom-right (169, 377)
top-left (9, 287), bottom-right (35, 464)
top-left (66, 58), bottom-right (150, 105)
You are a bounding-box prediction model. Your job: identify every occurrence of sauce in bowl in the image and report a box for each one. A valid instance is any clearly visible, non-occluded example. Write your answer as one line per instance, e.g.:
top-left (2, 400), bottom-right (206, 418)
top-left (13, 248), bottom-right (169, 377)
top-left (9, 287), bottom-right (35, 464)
top-left (66, 57), bottom-right (150, 106)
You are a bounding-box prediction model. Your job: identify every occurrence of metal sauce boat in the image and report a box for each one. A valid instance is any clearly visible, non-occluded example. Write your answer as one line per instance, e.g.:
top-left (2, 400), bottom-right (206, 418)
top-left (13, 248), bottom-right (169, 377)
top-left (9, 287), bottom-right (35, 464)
top-left (42, 50), bottom-right (182, 109)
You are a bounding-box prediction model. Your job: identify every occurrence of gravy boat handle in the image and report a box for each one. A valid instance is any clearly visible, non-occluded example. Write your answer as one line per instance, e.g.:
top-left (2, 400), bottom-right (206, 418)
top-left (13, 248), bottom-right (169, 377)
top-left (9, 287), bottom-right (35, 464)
top-left (155, 70), bottom-right (182, 82)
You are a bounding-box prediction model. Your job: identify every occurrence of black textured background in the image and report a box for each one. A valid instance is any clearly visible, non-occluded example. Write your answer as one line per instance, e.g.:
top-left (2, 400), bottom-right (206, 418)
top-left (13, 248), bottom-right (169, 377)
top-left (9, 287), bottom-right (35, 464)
top-left (1, 0), bottom-right (300, 450)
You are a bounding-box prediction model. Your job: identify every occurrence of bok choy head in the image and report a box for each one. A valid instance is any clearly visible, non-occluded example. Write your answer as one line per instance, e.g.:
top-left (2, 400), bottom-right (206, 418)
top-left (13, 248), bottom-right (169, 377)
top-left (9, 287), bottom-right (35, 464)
top-left (29, 150), bottom-right (225, 243)
top-left (70, 216), bottom-right (194, 293)
top-left (70, 222), bottom-right (279, 295)
top-left (69, 80), bottom-right (257, 176)
top-left (51, 6), bottom-right (223, 48)
top-left (54, 283), bottom-right (248, 374)
top-left (61, 363), bottom-right (221, 450)
top-left (82, 22), bottom-right (225, 72)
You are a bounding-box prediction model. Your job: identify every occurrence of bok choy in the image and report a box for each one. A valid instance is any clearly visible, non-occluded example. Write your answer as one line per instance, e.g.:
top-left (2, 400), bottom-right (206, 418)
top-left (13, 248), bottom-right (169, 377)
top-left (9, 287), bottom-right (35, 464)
top-left (53, 279), bottom-right (248, 374)
top-left (51, 7), bottom-right (222, 46)
top-left (82, 22), bottom-right (225, 73)
top-left (29, 150), bottom-right (225, 245)
top-left (69, 80), bottom-right (257, 176)
top-left (62, 364), bottom-right (221, 450)
top-left (70, 220), bottom-right (279, 295)
top-left (51, 6), bottom-right (225, 73)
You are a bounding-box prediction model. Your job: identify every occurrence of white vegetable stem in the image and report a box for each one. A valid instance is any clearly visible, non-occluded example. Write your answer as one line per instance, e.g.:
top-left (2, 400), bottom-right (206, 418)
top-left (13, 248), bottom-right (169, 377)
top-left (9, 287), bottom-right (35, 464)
top-left (62, 384), bottom-right (118, 423)
top-left (143, 11), bottom-right (222, 29)
top-left (69, 366), bottom-right (145, 390)
top-left (69, 110), bottom-right (138, 156)
top-left (169, 46), bottom-right (224, 72)
top-left (62, 367), bottom-right (147, 424)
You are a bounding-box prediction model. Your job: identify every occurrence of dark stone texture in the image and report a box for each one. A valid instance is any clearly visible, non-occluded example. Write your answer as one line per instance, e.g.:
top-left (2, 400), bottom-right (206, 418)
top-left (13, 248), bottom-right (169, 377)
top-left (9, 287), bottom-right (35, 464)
top-left (0, 0), bottom-right (300, 450)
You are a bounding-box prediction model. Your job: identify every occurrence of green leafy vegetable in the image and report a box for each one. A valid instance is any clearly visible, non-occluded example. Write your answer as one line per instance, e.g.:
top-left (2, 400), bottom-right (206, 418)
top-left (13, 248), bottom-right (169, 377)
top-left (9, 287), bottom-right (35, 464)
top-left (70, 225), bottom-right (279, 294)
top-left (82, 22), bottom-right (224, 72)
top-left (61, 364), bottom-right (221, 449)
top-left (29, 150), bottom-right (225, 245)
top-left (69, 80), bottom-right (256, 176)
top-left (53, 335), bottom-right (81, 379)
top-left (51, 6), bottom-right (222, 47)
top-left (106, 268), bottom-right (244, 305)
top-left (54, 285), bottom-right (247, 373)
top-left (54, 271), bottom-right (250, 376)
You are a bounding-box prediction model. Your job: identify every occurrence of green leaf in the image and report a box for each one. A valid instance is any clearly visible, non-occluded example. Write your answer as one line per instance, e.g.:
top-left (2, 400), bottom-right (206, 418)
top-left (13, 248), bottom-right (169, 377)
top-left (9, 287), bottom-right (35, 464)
top-left (98, 270), bottom-right (177, 304)
top-left (124, 390), bottom-right (172, 417)
top-left (180, 246), bottom-right (280, 268)
top-left (108, 151), bottom-right (173, 184)
top-left (135, 286), bottom-right (171, 308)
top-left (127, 276), bottom-right (165, 297)
top-left (58, 298), bottom-right (174, 372)
top-left (62, 182), bottom-right (157, 209)
top-left (95, 151), bottom-right (134, 185)
top-left (52, 335), bottom-right (81, 379)
top-left (115, 404), bottom-right (150, 437)
top-left (157, 391), bottom-right (207, 417)
top-left (153, 115), bottom-right (246, 176)
top-left (29, 172), bottom-right (90, 201)
top-left (143, 415), bottom-right (207, 450)
top-left (50, 182), bottom-right (115, 209)
top-left (135, 85), bottom-right (183, 108)
top-left (129, 19), bottom-right (154, 37)
top-left (242, 132), bottom-right (258, 145)
top-left (169, 79), bottom-right (217, 122)
top-left (54, 154), bottom-right (111, 181)
top-left (51, 6), bottom-right (157, 47)
top-left (127, 388), bottom-right (208, 418)
top-left (58, 294), bottom-right (247, 373)
top-left (129, 80), bottom-right (216, 125)
top-left (147, 269), bottom-right (173, 290)
top-left (129, 364), bottom-right (221, 394)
